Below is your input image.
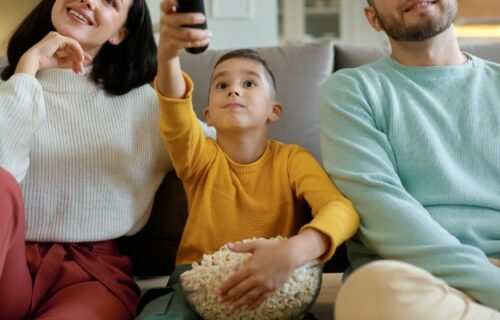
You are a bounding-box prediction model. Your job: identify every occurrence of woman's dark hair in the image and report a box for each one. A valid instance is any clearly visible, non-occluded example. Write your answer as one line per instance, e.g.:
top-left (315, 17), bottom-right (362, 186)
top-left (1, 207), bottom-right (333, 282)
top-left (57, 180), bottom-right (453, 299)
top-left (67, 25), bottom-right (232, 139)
top-left (213, 49), bottom-right (277, 99)
top-left (1, 0), bottom-right (157, 95)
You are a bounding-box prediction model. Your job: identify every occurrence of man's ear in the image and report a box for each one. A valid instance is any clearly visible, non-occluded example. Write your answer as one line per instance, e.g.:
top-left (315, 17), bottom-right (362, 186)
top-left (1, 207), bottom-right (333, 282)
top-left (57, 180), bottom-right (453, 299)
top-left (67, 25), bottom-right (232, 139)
top-left (108, 27), bottom-right (129, 46)
top-left (203, 106), bottom-right (212, 126)
top-left (364, 6), bottom-right (382, 32)
top-left (267, 101), bottom-right (283, 123)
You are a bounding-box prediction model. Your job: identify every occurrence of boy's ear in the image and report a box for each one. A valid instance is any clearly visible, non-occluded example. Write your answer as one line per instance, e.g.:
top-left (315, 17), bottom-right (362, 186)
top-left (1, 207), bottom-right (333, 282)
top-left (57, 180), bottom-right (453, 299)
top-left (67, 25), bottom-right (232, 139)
top-left (108, 27), bottom-right (129, 46)
top-left (267, 101), bottom-right (283, 123)
top-left (203, 106), bottom-right (212, 125)
top-left (364, 6), bottom-right (382, 32)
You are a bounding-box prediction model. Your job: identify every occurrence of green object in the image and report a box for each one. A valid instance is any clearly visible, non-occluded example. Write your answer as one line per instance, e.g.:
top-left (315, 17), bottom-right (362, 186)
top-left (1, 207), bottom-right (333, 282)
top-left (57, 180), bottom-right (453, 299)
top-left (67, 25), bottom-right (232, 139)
top-left (136, 265), bottom-right (200, 320)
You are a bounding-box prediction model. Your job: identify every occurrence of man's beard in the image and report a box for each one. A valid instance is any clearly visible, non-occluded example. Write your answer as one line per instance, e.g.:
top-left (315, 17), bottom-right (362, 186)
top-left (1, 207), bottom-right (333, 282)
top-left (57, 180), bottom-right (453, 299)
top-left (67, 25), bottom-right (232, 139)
top-left (374, 2), bottom-right (457, 41)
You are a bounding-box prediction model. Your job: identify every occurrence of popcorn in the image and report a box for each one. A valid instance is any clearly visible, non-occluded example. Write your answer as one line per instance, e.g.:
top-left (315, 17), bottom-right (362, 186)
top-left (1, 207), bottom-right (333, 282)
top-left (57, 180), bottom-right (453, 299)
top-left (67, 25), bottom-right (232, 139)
top-left (180, 237), bottom-right (322, 319)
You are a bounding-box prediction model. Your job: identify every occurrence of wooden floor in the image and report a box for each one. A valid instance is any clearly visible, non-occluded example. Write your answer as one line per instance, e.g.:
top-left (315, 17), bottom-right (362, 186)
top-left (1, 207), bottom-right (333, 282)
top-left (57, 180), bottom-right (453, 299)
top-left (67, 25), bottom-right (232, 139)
top-left (309, 273), bottom-right (342, 319)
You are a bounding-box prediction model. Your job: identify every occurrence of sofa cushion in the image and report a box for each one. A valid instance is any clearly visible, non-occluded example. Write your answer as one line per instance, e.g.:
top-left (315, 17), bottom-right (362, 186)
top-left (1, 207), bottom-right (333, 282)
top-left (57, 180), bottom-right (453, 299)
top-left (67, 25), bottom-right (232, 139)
top-left (460, 41), bottom-right (500, 63)
top-left (180, 39), bottom-right (334, 161)
top-left (124, 40), bottom-right (500, 278)
top-left (334, 43), bottom-right (387, 71)
top-left (334, 41), bottom-right (500, 71)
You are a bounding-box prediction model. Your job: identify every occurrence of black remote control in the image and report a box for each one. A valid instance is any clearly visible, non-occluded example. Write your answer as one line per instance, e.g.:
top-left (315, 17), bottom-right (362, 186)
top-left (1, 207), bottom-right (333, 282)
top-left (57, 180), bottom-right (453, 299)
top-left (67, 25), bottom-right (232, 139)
top-left (177, 0), bottom-right (209, 54)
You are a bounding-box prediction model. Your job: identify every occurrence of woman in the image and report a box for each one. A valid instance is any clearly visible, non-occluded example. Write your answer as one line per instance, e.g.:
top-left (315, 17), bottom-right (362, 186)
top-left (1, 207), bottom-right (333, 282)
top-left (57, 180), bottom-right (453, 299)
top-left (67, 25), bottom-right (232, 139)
top-left (0, 0), bottom-right (171, 319)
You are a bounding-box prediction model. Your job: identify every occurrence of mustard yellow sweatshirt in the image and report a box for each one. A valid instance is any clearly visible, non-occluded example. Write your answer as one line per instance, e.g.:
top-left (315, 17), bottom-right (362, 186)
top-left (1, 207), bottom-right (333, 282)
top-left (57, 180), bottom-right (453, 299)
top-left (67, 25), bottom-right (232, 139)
top-left (156, 74), bottom-right (358, 265)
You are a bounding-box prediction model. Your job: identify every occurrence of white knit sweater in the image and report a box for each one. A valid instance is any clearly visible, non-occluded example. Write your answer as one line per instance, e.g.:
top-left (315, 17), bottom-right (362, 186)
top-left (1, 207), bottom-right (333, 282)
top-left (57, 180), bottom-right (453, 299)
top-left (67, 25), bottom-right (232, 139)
top-left (0, 68), bottom-right (172, 242)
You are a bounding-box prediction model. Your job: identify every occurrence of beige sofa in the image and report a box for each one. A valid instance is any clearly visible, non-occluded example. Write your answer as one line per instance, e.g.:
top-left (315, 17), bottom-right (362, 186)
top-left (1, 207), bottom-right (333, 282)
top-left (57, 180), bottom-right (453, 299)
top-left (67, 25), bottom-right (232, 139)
top-left (3, 39), bottom-right (500, 319)
top-left (121, 40), bottom-right (500, 319)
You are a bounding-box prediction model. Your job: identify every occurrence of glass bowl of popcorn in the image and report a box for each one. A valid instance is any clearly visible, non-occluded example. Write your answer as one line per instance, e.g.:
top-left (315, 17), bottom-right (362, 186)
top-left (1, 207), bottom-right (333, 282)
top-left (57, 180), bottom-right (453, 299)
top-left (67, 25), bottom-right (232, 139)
top-left (180, 239), bottom-right (323, 320)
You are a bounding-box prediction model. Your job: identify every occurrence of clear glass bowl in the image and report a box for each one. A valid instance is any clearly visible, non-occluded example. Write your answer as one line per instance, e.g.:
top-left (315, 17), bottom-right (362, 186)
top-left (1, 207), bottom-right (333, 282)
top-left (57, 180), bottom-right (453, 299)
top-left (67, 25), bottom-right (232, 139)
top-left (181, 263), bottom-right (323, 320)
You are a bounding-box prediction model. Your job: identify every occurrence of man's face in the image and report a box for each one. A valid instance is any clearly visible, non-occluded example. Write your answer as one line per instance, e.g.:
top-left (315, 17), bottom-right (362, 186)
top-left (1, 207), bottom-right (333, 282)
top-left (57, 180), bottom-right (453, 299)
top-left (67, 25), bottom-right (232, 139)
top-left (367, 0), bottom-right (457, 41)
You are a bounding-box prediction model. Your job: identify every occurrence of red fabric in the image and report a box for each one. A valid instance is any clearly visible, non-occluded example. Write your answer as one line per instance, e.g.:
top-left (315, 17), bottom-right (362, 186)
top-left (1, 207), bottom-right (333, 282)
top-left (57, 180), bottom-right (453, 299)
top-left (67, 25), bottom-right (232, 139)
top-left (0, 168), bottom-right (31, 320)
top-left (0, 167), bottom-right (140, 320)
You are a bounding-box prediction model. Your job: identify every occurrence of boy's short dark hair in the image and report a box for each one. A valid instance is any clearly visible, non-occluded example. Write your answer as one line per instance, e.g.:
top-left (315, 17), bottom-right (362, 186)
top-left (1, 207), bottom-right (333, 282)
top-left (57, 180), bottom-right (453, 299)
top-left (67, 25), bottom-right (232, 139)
top-left (213, 49), bottom-right (277, 99)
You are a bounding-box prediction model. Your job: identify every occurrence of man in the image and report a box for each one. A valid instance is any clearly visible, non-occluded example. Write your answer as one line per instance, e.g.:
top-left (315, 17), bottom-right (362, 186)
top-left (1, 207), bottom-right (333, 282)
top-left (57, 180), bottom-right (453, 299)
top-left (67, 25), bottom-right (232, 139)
top-left (319, 0), bottom-right (500, 319)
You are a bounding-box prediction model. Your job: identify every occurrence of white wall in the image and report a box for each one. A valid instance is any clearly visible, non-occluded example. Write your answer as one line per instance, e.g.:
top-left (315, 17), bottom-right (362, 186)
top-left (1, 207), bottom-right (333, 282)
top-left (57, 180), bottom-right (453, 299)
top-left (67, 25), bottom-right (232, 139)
top-left (147, 0), bottom-right (279, 50)
top-left (340, 0), bottom-right (388, 48)
top-left (1, 0), bottom-right (384, 57)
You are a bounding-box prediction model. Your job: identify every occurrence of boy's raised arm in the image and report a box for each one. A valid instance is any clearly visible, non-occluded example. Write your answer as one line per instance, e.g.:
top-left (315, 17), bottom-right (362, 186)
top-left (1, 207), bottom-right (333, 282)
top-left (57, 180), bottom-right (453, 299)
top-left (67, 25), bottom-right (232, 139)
top-left (156, 0), bottom-right (211, 98)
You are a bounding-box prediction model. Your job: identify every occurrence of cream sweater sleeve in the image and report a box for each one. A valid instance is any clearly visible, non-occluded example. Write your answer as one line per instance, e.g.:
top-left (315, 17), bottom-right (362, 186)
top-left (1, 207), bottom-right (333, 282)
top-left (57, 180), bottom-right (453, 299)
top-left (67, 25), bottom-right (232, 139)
top-left (0, 74), bottom-right (46, 182)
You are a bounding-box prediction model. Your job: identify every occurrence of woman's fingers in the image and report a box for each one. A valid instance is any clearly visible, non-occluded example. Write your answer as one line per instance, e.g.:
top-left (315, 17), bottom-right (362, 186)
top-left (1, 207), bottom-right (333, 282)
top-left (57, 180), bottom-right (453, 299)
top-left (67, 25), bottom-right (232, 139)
top-left (55, 41), bottom-right (91, 74)
top-left (39, 32), bottom-right (89, 72)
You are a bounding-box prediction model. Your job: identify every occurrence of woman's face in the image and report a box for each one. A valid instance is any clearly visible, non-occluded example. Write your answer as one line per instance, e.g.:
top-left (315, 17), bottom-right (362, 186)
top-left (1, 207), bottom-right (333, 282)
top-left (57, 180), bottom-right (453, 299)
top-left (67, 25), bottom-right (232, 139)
top-left (51, 0), bottom-right (132, 57)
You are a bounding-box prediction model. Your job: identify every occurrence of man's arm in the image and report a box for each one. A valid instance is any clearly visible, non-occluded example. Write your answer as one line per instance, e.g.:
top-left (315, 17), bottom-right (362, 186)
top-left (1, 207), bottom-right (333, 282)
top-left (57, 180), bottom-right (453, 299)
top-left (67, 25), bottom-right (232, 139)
top-left (319, 71), bottom-right (500, 311)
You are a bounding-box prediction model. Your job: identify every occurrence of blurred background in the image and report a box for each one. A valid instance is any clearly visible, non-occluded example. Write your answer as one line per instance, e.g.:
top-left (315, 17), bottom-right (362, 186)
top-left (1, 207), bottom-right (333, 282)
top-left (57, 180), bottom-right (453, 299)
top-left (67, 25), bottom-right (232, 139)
top-left (1, 0), bottom-right (500, 56)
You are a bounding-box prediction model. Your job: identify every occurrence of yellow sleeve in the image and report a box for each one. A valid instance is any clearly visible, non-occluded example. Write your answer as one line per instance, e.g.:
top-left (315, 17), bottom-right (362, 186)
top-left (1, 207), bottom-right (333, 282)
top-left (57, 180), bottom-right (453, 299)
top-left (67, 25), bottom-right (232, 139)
top-left (289, 148), bottom-right (360, 262)
top-left (154, 73), bottom-right (217, 179)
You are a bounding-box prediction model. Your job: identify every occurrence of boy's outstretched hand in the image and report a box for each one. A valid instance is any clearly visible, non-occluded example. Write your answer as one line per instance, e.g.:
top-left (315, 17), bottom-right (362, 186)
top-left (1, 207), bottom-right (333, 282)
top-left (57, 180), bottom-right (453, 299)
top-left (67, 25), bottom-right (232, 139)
top-left (158, 0), bottom-right (212, 62)
top-left (157, 0), bottom-right (212, 98)
top-left (217, 238), bottom-right (297, 311)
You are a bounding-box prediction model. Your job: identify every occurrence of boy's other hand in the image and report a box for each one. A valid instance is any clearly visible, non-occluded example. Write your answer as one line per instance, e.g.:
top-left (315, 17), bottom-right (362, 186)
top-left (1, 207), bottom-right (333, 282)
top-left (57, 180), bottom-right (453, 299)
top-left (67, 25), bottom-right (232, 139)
top-left (158, 0), bottom-right (212, 61)
top-left (217, 238), bottom-right (297, 311)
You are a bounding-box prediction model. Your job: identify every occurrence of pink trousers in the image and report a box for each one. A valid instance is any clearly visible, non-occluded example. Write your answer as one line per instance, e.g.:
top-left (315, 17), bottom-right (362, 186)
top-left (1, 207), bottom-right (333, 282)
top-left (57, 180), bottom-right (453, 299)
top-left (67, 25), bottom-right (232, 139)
top-left (0, 167), bottom-right (140, 320)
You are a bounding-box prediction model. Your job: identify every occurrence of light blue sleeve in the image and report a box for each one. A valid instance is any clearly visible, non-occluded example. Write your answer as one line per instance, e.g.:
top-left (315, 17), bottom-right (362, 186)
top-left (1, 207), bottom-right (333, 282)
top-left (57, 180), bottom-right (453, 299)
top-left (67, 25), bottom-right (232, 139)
top-left (318, 71), bottom-right (500, 311)
top-left (0, 74), bottom-right (45, 182)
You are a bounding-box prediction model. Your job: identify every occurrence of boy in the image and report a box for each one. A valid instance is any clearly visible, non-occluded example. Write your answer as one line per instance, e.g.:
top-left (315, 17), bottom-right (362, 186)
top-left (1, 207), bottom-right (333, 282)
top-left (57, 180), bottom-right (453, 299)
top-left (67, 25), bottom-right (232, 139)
top-left (138, 1), bottom-right (359, 318)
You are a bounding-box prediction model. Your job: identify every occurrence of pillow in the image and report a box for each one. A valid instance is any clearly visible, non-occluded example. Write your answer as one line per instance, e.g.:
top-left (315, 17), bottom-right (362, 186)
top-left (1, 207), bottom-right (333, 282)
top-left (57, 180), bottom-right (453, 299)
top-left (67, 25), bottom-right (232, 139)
top-left (334, 41), bottom-right (500, 72)
top-left (334, 43), bottom-right (387, 71)
top-left (460, 41), bottom-right (500, 64)
top-left (180, 40), bottom-right (334, 160)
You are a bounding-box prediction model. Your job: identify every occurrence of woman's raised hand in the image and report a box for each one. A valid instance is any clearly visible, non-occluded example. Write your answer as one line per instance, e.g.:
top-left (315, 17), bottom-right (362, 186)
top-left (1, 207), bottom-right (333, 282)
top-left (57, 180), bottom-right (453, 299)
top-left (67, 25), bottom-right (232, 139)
top-left (157, 0), bottom-right (212, 62)
top-left (15, 31), bottom-right (92, 76)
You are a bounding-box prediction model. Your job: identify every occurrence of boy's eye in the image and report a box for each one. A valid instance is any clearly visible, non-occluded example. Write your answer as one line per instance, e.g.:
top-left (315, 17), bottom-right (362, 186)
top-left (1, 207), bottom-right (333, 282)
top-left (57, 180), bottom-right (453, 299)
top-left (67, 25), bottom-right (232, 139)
top-left (215, 82), bottom-right (229, 90)
top-left (243, 80), bottom-right (256, 88)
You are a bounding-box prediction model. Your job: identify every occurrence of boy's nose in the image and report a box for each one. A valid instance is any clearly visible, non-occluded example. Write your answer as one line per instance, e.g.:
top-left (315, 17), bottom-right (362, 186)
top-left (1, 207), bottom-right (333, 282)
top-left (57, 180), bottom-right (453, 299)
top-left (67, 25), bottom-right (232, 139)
top-left (227, 90), bottom-right (240, 97)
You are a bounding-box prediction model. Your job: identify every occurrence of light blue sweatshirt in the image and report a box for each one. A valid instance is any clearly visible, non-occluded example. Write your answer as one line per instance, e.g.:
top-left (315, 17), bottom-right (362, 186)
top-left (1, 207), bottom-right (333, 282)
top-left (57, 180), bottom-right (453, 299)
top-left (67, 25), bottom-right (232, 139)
top-left (319, 54), bottom-right (500, 311)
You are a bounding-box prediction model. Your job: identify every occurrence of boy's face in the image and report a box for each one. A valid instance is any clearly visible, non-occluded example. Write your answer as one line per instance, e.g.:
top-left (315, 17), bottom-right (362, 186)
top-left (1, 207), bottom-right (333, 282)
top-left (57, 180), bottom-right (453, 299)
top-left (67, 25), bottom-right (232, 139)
top-left (205, 58), bottom-right (282, 132)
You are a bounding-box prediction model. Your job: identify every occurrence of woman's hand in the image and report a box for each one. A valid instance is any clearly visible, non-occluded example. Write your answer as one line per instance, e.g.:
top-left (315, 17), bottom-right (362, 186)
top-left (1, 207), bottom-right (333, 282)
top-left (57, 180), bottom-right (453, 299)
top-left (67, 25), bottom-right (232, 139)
top-left (217, 238), bottom-right (297, 311)
top-left (15, 31), bottom-right (92, 76)
top-left (158, 0), bottom-right (212, 62)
